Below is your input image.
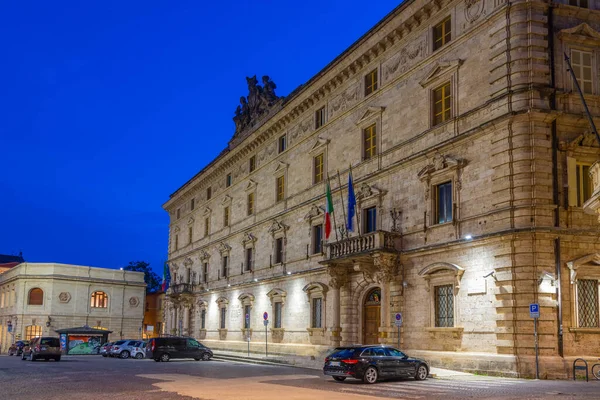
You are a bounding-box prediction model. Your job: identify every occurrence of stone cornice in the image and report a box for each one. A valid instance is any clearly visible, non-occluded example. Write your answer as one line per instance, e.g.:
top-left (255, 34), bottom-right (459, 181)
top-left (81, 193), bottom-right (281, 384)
top-left (164, 0), bottom-right (454, 211)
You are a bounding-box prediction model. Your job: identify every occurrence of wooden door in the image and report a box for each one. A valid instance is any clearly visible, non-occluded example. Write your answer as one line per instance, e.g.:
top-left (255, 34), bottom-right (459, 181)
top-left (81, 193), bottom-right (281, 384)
top-left (363, 288), bottom-right (381, 345)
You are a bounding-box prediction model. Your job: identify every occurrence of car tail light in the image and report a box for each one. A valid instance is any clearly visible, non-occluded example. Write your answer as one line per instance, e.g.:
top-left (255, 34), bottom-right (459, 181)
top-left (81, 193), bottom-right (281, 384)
top-left (151, 340), bottom-right (155, 352)
top-left (113, 347), bottom-right (119, 350)
top-left (342, 359), bottom-right (359, 364)
top-left (324, 357), bottom-right (330, 363)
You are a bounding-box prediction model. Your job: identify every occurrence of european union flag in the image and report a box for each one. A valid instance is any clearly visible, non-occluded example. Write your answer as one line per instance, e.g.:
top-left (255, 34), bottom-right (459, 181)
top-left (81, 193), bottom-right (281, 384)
top-left (347, 169), bottom-right (356, 232)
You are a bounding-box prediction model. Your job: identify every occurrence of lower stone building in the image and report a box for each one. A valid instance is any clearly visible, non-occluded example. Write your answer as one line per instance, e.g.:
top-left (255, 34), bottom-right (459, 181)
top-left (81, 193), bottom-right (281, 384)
top-left (0, 262), bottom-right (146, 354)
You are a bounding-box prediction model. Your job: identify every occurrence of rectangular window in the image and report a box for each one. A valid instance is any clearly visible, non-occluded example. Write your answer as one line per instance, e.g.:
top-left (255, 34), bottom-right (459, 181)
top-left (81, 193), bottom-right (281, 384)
top-left (571, 49), bottom-right (593, 95)
top-left (201, 309), bottom-right (206, 329)
top-left (278, 135), bottom-right (287, 153)
top-left (221, 256), bottom-right (228, 278)
top-left (247, 192), bottom-right (255, 215)
top-left (188, 226), bottom-right (193, 244)
top-left (435, 284), bottom-right (454, 327)
top-left (204, 217), bottom-right (210, 237)
top-left (175, 234), bottom-right (179, 251)
top-left (362, 124), bottom-right (377, 160)
top-left (312, 298), bottom-right (322, 328)
top-left (313, 153), bottom-right (324, 184)
top-left (203, 262), bottom-right (208, 283)
top-left (364, 207), bottom-right (377, 233)
top-left (244, 305), bottom-right (251, 329)
top-left (433, 82), bottom-right (452, 126)
top-left (191, 198), bottom-right (195, 211)
top-left (25, 325), bottom-right (43, 341)
top-left (364, 68), bottom-right (378, 96)
top-left (577, 279), bottom-right (599, 327)
top-left (435, 181), bottom-right (453, 224)
top-left (249, 155), bottom-right (256, 173)
top-left (220, 307), bottom-right (226, 329)
top-left (312, 224), bottom-right (323, 254)
top-left (274, 302), bottom-right (282, 328)
top-left (206, 187), bottom-right (212, 200)
top-left (275, 237), bottom-right (284, 264)
top-left (433, 16), bottom-right (451, 51)
top-left (245, 248), bottom-right (253, 272)
top-left (276, 175), bottom-right (285, 202)
top-left (569, 0), bottom-right (589, 8)
top-left (176, 209), bottom-right (181, 219)
top-left (224, 206), bottom-right (230, 227)
top-left (315, 106), bottom-right (326, 129)
top-left (576, 163), bottom-right (593, 207)
top-left (226, 173), bottom-right (232, 188)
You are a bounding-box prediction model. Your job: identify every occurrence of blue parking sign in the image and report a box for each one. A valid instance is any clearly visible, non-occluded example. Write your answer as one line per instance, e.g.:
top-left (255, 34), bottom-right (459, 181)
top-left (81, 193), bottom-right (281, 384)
top-left (529, 303), bottom-right (540, 318)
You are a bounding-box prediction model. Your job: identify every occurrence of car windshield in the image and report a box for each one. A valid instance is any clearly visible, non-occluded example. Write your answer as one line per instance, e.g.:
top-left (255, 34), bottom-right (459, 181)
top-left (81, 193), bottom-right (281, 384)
top-left (329, 348), bottom-right (356, 359)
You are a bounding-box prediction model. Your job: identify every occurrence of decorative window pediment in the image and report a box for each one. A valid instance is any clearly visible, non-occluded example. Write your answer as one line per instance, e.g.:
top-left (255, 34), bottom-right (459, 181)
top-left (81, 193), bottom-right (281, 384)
top-left (183, 257), bottom-right (193, 267)
top-left (245, 180), bottom-right (258, 192)
top-left (418, 153), bottom-right (466, 200)
top-left (419, 59), bottom-right (463, 88)
top-left (169, 262), bottom-right (179, 273)
top-left (197, 299), bottom-right (208, 310)
top-left (268, 220), bottom-right (288, 237)
top-left (273, 161), bottom-right (289, 175)
top-left (309, 137), bottom-right (330, 155)
top-left (203, 207), bottom-right (212, 216)
top-left (356, 183), bottom-right (386, 202)
top-left (267, 288), bottom-right (287, 304)
top-left (304, 205), bottom-right (324, 223)
top-left (172, 226), bottom-right (180, 234)
top-left (418, 262), bottom-right (464, 294)
top-left (238, 293), bottom-right (255, 307)
top-left (355, 106), bottom-right (385, 126)
top-left (199, 249), bottom-right (210, 262)
top-left (242, 232), bottom-right (257, 246)
top-left (302, 282), bottom-right (328, 301)
top-left (561, 131), bottom-right (600, 150)
top-left (216, 296), bottom-right (229, 306)
top-left (187, 217), bottom-right (195, 225)
top-left (217, 242), bottom-right (231, 254)
top-left (567, 253), bottom-right (600, 284)
top-left (558, 23), bottom-right (600, 45)
top-left (221, 195), bottom-right (232, 206)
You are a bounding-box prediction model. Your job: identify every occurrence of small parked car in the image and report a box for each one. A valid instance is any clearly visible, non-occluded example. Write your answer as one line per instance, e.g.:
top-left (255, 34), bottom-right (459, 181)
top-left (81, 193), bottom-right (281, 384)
top-left (146, 337), bottom-right (212, 362)
top-left (100, 342), bottom-right (113, 357)
top-left (8, 340), bottom-right (30, 356)
top-left (323, 345), bottom-right (429, 384)
top-left (21, 337), bottom-right (61, 361)
top-left (130, 344), bottom-right (146, 359)
top-left (110, 340), bottom-right (143, 359)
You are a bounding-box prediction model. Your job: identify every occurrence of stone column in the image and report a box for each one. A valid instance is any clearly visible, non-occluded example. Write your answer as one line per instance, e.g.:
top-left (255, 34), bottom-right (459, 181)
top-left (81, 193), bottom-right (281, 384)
top-left (374, 253), bottom-right (398, 344)
top-left (327, 265), bottom-right (348, 347)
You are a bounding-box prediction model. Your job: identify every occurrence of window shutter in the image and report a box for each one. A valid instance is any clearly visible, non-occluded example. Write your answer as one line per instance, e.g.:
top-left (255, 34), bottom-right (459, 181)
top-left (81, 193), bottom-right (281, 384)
top-left (567, 156), bottom-right (577, 207)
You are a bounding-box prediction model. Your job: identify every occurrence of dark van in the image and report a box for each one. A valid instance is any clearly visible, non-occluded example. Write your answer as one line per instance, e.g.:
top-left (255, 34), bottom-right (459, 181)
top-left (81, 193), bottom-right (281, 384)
top-left (146, 337), bottom-right (213, 362)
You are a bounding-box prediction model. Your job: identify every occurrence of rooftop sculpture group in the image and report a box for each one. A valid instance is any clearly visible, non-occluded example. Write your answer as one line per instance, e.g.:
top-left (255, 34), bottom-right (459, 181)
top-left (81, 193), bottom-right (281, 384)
top-left (233, 75), bottom-right (281, 137)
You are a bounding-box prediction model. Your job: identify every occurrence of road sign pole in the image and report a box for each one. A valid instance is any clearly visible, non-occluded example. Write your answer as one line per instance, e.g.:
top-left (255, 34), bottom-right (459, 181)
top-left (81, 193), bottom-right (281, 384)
top-left (397, 325), bottom-right (400, 349)
top-left (247, 336), bottom-right (250, 357)
top-left (265, 322), bottom-right (268, 358)
top-left (534, 317), bottom-right (539, 380)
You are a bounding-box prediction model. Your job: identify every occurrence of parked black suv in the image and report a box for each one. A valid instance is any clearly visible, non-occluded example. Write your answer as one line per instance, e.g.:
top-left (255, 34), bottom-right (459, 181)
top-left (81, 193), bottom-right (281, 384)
top-left (146, 337), bottom-right (213, 362)
top-left (323, 345), bottom-right (429, 384)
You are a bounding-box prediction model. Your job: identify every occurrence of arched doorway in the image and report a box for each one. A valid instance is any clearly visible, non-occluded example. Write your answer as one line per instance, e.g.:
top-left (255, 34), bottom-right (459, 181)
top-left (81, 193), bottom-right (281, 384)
top-left (363, 287), bottom-right (381, 345)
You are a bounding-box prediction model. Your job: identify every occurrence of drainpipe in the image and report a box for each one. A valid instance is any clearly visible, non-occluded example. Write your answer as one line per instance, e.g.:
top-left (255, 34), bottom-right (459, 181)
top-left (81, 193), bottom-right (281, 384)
top-left (548, 5), bottom-right (564, 358)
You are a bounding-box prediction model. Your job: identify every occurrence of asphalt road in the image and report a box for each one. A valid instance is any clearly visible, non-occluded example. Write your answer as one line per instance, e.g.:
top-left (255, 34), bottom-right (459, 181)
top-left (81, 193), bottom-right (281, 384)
top-left (1, 354), bottom-right (599, 400)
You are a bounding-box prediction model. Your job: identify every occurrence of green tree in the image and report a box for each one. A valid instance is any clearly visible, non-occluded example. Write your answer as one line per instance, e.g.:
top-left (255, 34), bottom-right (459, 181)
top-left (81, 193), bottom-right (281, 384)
top-left (123, 261), bottom-right (161, 293)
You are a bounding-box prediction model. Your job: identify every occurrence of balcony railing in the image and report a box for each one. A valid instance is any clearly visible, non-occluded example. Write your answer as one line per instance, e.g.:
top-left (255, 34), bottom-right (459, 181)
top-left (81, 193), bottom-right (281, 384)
top-left (327, 230), bottom-right (401, 260)
top-left (170, 283), bottom-right (193, 294)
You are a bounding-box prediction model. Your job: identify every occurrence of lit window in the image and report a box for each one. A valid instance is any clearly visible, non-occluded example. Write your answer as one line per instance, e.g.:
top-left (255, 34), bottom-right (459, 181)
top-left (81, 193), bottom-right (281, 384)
top-left (275, 237), bottom-right (284, 264)
top-left (188, 226), bottom-right (193, 244)
top-left (245, 248), bottom-right (253, 272)
top-left (221, 256), bottom-right (228, 278)
top-left (276, 175), bottom-right (285, 202)
top-left (312, 224), bottom-right (323, 254)
top-left (364, 68), bottom-right (378, 96)
top-left (224, 206), bottom-right (230, 227)
top-left (274, 302), bottom-right (282, 328)
top-left (571, 49), bottom-right (594, 95)
top-left (249, 155), bottom-right (256, 173)
top-left (206, 187), bottom-right (212, 200)
top-left (363, 124), bottom-right (377, 160)
top-left (204, 217), bottom-right (210, 236)
top-left (364, 207), bottom-right (377, 233)
top-left (315, 107), bottom-right (326, 129)
top-left (576, 163), bottom-right (593, 207)
top-left (247, 192), bottom-right (255, 215)
top-left (226, 173), bottom-right (232, 188)
top-left (312, 298), bottom-right (322, 328)
top-left (28, 288), bottom-right (43, 305)
top-left (91, 291), bottom-right (108, 308)
top-left (433, 17), bottom-right (451, 51)
top-left (435, 181), bottom-right (453, 224)
top-left (25, 325), bottom-right (42, 341)
top-left (435, 285), bottom-right (454, 327)
top-left (577, 279), bottom-right (599, 327)
top-left (569, 0), bottom-right (589, 7)
top-left (278, 135), bottom-right (287, 153)
top-left (313, 153), bottom-right (324, 184)
top-left (433, 82), bottom-right (452, 126)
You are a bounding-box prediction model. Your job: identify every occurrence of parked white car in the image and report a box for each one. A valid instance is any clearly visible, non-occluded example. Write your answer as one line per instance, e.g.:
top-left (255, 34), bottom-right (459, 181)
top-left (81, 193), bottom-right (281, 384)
top-left (130, 343), bottom-right (146, 359)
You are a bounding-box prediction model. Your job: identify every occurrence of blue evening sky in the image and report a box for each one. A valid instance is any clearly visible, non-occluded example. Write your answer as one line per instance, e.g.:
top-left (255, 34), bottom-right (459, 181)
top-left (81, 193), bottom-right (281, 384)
top-left (0, 0), bottom-right (400, 275)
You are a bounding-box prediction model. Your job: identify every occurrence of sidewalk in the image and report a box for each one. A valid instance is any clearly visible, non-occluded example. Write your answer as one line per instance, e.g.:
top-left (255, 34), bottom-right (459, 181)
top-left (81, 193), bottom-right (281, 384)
top-left (211, 349), bottom-right (473, 378)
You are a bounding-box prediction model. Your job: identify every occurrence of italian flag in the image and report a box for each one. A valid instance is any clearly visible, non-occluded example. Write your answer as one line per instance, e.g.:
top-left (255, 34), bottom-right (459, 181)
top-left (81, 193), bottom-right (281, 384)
top-left (325, 181), bottom-right (334, 239)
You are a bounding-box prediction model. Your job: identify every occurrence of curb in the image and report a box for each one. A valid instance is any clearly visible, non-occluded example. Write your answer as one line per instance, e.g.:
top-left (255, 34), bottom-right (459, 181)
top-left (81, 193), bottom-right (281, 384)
top-left (213, 354), bottom-right (294, 367)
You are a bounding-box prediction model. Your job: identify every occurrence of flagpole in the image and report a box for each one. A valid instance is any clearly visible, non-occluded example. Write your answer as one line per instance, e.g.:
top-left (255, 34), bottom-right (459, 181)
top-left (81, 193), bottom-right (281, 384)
top-left (336, 170), bottom-right (348, 239)
top-left (350, 164), bottom-right (361, 235)
top-left (327, 174), bottom-right (339, 242)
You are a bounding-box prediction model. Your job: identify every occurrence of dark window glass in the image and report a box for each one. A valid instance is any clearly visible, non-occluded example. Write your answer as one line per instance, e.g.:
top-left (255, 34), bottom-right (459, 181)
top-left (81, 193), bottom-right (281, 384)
top-left (220, 308), bottom-right (226, 329)
top-left (275, 238), bottom-right (284, 264)
top-left (244, 305), bottom-right (251, 329)
top-left (278, 135), bottom-right (287, 153)
top-left (315, 107), bottom-right (325, 129)
top-left (312, 298), bottom-right (322, 328)
top-left (245, 248), bottom-right (253, 272)
top-left (226, 173), bottom-right (232, 187)
top-left (40, 338), bottom-right (60, 347)
top-left (249, 156), bottom-right (256, 173)
top-left (577, 279), bottom-right (599, 328)
top-left (274, 302), bottom-right (282, 328)
top-left (436, 181), bottom-right (453, 224)
top-left (433, 17), bottom-right (451, 51)
top-left (203, 263), bottom-right (208, 283)
top-left (201, 309), bottom-right (206, 329)
top-left (191, 198), bottom-right (195, 210)
top-left (312, 224), bottom-right (323, 254)
top-left (206, 187), bottom-right (212, 200)
top-left (330, 348), bottom-right (357, 359)
top-left (364, 207), bottom-right (377, 233)
top-left (364, 69), bottom-right (378, 96)
top-left (221, 256), bottom-right (228, 278)
top-left (435, 284), bottom-right (454, 327)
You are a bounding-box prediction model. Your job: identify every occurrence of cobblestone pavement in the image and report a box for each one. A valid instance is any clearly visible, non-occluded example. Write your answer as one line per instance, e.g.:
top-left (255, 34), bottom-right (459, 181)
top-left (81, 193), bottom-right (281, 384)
top-left (1, 355), bottom-right (599, 400)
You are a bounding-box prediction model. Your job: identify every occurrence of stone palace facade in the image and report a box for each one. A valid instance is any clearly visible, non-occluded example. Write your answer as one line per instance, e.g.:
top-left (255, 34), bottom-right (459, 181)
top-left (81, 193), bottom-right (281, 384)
top-left (163, 0), bottom-right (600, 378)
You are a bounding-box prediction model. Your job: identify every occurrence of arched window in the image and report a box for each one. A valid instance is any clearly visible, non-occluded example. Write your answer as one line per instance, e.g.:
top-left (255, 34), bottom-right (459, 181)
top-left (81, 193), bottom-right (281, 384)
top-left (25, 325), bottom-right (42, 340)
top-left (28, 288), bottom-right (44, 305)
top-left (90, 291), bottom-right (108, 308)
